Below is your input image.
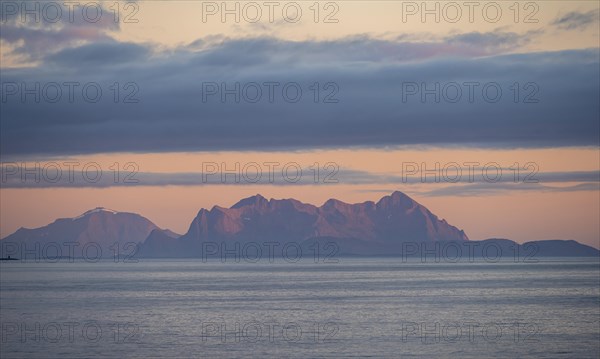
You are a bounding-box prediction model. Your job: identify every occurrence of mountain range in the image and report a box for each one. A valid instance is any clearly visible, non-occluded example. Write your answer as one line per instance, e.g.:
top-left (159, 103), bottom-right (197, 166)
top-left (1, 191), bottom-right (598, 259)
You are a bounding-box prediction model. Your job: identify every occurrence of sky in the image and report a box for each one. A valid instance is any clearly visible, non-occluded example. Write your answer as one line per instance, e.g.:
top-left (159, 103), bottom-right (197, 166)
top-left (1, 1), bottom-right (599, 247)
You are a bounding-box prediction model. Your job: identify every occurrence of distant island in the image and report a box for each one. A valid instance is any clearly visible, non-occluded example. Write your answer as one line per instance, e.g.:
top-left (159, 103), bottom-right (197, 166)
top-left (1, 192), bottom-right (598, 259)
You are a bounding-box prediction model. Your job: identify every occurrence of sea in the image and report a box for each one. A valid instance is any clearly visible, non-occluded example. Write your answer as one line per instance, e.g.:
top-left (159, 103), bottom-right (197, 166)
top-left (1, 258), bottom-right (599, 358)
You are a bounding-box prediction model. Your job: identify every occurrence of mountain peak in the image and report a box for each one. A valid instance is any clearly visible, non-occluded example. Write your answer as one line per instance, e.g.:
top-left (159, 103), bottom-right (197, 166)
top-left (231, 194), bottom-right (269, 209)
top-left (390, 191), bottom-right (412, 200)
top-left (322, 198), bottom-right (350, 209)
top-left (73, 207), bottom-right (119, 220)
top-left (377, 191), bottom-right (415, 208)
top-left (2, 208), bottom-right (161, 256)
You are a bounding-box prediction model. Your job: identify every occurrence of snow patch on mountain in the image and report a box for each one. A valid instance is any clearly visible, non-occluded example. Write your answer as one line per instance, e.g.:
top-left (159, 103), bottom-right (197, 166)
top-left (72, 207), bottom-right (119, 220)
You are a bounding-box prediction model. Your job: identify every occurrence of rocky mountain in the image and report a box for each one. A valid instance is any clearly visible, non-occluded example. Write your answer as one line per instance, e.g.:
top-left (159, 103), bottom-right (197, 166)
top-left (0, 208), bottom-right (176, 259)
top-left (3, 193), bottom-right (597, 259)
top-left (140, 191), bottom-right (469, 257)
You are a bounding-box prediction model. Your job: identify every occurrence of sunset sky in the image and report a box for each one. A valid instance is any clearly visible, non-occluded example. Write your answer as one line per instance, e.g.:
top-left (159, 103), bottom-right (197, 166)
top-left (1, 1), bottom-right (599, 247)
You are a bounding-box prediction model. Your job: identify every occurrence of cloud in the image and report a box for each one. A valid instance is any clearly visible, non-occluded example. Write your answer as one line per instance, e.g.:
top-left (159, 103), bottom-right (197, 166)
top-left (1, 36), bottom-right (599, 156)
top-left (1, 162), bottom-right (597, 189)
top-left (420, 182), bottom-right (600, 197)
top-left (443, 30), bottom-right (539, 53)
top-left (552, 10), bottom-right (600, 31)
top-left (46, 41), bottom-right (150, 67)
top-left (0, 1), bottom-right (120, 64)
top-left (180, 31), bottom-right (535, 65)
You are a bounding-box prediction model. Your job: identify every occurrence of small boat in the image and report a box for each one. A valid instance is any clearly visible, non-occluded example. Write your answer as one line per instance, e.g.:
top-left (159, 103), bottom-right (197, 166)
top-left (0, 255), bottom-right (18, 261)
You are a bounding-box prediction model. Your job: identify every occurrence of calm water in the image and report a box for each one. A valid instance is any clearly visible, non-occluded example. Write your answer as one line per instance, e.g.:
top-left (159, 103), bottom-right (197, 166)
top-left (1, 258), bottom-right (599, 358)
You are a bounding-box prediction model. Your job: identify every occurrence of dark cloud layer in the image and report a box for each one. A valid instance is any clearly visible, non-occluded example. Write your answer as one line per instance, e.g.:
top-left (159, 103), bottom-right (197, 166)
top-left (1, 36), bottom-right (599, 157)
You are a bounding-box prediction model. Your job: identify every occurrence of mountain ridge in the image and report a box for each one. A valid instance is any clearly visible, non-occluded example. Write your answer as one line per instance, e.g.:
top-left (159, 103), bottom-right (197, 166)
top-left (177, 191), bottom-right (468, 245)
top-left (0, 208), bottom-right (179, 258)
top-left (1, 192), bottom-right (598, 258)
